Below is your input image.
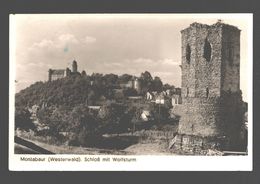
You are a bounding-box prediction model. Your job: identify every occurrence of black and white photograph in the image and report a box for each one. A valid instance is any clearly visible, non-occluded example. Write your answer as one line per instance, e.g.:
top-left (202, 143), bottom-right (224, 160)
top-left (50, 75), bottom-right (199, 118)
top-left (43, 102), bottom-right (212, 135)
top-left (9, 14), bottom-right (252, 170)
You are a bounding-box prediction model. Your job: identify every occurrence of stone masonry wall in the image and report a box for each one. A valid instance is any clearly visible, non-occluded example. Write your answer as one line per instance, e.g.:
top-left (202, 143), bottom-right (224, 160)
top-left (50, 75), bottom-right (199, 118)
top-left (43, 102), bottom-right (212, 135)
top-left (173, 22), bottom-right (244, 153)
top-left (178, 98), bottom-right (221, 137)
top-left (221, 25), bottom-right (241, 93)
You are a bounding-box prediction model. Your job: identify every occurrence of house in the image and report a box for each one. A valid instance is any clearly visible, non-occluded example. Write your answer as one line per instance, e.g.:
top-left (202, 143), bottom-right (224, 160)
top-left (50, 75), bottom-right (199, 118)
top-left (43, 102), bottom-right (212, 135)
top-left (154, 93), bottom-right (165, 104)
top-left (171, 94), bottom-right (182, 106)
top-left (119, 77), bottom-right (141, 93)
top-left (88, 106), bottom-right (101, 110)
top-left (145, 92), bottom-right (153, 100)
top-left (128, 96), bottom-right (143, 102)
top-left (140, 110), bottom-right (153, 121)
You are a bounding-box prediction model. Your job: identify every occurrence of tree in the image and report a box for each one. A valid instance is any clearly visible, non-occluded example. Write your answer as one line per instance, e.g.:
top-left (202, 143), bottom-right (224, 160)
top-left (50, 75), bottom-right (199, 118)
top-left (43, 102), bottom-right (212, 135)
top-left (152, 105), bottom-right (170, 124)
top-left (15, 107), bottom-right (35, 131)
top-left (81, 70), bottom-right (86, 76)
top-left (103, 73), bottom-right (118, 87)
top-left (152, 76), bottom-right (163, 92)
top-left (123, 88), bottom-right (137, 97)
top-left (91, 73), bottom-right (103, 86)
top-left (163, 83), bottom-right (175, 90)
top-left (36, 106), bottom-right (68, 136)
top-left (87, 90), bottom-right (97, 106)
top-left (98, 103), bottom-right (128, 134)
top-left (69, 105), bottom-right (98, 135)
top-left (140, 71), bottom-right (153, 94)
top-left (130, 106), bottom-right (143, 133)
top-left (118, 74), bottom-right (133, 84)
top-left (140, 71), bottom-right (153, 82)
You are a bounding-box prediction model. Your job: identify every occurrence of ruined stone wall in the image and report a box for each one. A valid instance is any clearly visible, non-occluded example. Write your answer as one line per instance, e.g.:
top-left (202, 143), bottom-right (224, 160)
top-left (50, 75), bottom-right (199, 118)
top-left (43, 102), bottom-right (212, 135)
top-left (181, 24), bottom-right (197, 98)
top-left (218, 92), bottom-right (244, 150)
top-left (221, 25), bottom-right (240, 93)
top-left (179, 23), bottom-right (224, 137)
top-left (178, 98), bottom-right (221, 137)
top-left (175, 93), bottom-right (244, 152)
top-left (173, 22), bottom-right (244, 153)
top-left (181, 23), bottom-right (223, 99)
top-left (194, 24), bottom-right (223, 98)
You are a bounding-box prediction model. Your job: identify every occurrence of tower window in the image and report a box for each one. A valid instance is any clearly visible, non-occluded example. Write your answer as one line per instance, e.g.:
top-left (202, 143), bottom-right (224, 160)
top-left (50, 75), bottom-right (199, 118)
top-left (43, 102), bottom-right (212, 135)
top-left (186, 87), bottom-right (189, 97)
top-left (186, 44), bottom-right (191, 64)
top-left (203, 39), bottom-right (212, 62)
top-left (206, 87), bottom-right (209, 98)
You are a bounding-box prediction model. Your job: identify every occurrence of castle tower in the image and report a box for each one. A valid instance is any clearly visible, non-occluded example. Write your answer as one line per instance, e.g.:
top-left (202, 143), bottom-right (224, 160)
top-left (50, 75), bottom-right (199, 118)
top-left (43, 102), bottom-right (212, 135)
top-left (48, 69), bottom-right (53, 81)
top-left (173, 21), bottom-right (244, 152)
top-left (72, 60), bottom-right (78, 73)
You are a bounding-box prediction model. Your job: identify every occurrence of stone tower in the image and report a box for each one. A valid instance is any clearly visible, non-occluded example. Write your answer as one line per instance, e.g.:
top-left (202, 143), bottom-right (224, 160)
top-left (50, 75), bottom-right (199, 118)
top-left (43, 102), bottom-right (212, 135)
top-left (72, 60), bottom-right (78, 73)
top-left (48, 69), bottom-right (53, 82)
top-left (173, 21), bottom-right (244, 153)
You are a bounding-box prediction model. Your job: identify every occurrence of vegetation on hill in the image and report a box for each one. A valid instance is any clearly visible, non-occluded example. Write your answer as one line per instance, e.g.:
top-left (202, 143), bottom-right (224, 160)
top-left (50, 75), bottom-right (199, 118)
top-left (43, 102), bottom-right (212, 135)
top-left (15, 71), bottom-right (176, 147)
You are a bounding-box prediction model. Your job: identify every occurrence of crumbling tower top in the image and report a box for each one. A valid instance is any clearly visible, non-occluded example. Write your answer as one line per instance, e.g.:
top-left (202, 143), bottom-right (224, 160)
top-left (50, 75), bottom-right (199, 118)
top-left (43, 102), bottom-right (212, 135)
top-left (180, 21), bottom-right (241, 99)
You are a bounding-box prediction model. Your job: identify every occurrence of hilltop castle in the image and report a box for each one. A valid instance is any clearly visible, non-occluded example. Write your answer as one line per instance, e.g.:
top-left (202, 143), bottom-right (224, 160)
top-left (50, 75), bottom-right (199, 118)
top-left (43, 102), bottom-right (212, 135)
top-left (172, 21), bottom-right (245, 153)
top-left (48, 60), bottom-right (85, 81)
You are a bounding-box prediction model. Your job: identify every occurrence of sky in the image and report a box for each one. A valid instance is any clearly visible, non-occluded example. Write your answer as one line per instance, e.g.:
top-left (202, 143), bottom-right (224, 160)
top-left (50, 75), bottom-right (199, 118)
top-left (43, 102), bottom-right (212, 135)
top-left (11, 14), bottom-right (252, 101)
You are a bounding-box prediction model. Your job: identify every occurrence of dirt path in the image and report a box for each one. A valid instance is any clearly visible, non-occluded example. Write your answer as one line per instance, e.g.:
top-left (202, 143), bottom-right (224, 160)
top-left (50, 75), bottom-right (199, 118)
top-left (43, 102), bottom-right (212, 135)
top-left (124, 142), bottom-right (176, 155)
top-left (15, 136), bottom-right (177, 155)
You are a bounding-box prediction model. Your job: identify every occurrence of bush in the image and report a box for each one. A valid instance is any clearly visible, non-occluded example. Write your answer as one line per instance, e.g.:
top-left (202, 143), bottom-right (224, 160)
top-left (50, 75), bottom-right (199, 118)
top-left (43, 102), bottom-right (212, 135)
top-left (15, 107), bottom-right (35, 131)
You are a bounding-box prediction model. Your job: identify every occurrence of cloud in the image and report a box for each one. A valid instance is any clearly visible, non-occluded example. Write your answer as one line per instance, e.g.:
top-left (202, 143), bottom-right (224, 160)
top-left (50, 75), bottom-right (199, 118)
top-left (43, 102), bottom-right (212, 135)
top-left (28, 34), bottom-right (97, 56)
top-left (131, 58), bottom-right (155, 65)
top-left (29, 33), bottom-right (88, 51)
top-left (159, 58), bottom-right (180, 66)
top-left (27, 62), bottom-right (53, 68)
top-left (127, 57), bottom-right (180, 67)
top-left (84, 36), bottom-right (96, 43)
top-left (153, 71), bottom-right (173, 77)
top-left (58, 34), bottom-right (78, 44)
top-left (32, 39), bottom-right (54, 48)
top-left (104, 62), bottom-right (122, 67)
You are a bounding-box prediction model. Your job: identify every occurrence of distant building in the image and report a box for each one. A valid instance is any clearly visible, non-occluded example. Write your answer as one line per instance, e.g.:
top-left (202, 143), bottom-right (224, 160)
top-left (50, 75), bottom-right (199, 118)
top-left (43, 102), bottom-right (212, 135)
top-left (171, 94), bottom-right (182, 106)
top-left (48, 69), bottom-right (68, 81)
top-left (141, 110), bottom-right (152, 121)
top-left (48, 60), bottom-right (83, 81)
top-left (119, 77), bottom-right (141, 93)
top-left (88, 106), bottom-right (101, 110)
top-left (146, 92), bottom-right (153, 100)
top-left (133, 77), bottom-right (141, 93)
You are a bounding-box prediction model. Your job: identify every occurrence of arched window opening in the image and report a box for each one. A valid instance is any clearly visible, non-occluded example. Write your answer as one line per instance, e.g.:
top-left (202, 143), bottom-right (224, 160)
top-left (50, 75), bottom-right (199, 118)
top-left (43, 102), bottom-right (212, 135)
top-left (203, 39), bottom-right (212, 62)
top-left (186, 44), bottom-right (191, 64)
top-left (186, 87), bottom-right (189, 97)
top-left (206, 87), bottom-right (209, 98)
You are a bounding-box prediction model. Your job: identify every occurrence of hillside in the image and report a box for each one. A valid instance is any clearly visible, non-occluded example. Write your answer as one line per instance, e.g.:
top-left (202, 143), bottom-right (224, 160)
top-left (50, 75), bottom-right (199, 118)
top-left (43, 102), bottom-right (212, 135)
top-left (15, 71), bottom-right (173, 108)
top-left (16, 74), bottom-right (107, 108)
top-left (15, 72), bottom-right (178, 148)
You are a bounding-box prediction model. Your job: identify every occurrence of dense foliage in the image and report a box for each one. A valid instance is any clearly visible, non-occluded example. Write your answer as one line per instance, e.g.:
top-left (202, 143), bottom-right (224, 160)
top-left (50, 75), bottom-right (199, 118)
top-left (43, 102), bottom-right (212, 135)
top-left (15, 71), bottom-right (175, 146)
top-left (16, 71), bottom-right (174, 108)
top-left (15, 107), bottom-right (36, 131)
